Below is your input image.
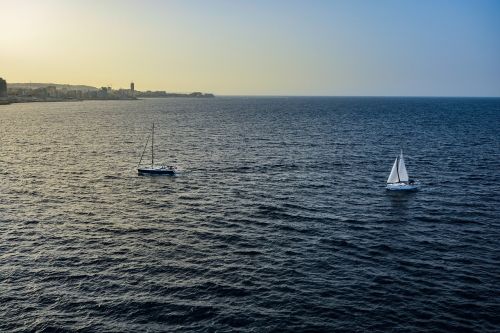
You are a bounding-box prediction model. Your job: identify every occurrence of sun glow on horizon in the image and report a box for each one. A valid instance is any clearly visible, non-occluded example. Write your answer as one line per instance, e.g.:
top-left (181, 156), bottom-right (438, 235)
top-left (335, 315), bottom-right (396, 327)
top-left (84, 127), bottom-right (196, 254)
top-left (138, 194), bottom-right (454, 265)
top-left (1, 0), bottom-right (499, 96)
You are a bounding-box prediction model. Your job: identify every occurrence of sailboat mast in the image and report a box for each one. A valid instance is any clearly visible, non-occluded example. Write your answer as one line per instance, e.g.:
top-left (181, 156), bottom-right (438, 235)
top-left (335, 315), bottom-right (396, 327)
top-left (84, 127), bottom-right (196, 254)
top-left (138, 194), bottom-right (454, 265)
top-left (151, 123), bottom-right (154, 168)
top-left (138, 133), bottom-right (150, 168)
top-left (396, 155), bottom-right (400, 182)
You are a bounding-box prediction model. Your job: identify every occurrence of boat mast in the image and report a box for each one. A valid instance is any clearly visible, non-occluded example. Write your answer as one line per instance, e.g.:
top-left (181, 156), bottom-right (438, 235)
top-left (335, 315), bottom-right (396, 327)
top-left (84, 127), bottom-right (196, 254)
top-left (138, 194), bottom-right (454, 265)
top-left (138, 133), bottom-right (150, 168)
top-left (396, 155), bottom-right (400, 183)
top-left (151, 123), bottom-right (154, 168)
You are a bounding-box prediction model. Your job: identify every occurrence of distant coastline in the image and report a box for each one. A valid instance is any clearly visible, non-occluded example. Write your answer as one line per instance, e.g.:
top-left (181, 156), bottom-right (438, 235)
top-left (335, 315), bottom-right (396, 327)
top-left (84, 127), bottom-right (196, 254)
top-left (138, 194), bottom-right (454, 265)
top-left (0, 82), bottom-right (214, 105)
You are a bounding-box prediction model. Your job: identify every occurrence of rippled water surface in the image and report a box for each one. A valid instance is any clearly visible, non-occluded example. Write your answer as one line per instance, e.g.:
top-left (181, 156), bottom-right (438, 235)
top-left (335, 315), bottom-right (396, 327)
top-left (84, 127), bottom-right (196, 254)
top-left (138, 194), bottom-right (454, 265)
top-left (1, 97), bottom-right (499, 332)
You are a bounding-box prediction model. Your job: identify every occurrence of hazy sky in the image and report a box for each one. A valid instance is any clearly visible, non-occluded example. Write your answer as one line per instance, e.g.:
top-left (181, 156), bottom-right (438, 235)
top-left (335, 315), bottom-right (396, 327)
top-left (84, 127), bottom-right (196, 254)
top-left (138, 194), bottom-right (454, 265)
top-left (1, 0), bottom-right (499, 96)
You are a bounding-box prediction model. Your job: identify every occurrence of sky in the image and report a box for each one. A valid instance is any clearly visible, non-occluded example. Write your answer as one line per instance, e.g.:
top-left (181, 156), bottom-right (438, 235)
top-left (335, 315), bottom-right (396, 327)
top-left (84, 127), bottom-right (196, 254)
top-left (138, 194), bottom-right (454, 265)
top-left (1, 0), bottom-right (499, 96)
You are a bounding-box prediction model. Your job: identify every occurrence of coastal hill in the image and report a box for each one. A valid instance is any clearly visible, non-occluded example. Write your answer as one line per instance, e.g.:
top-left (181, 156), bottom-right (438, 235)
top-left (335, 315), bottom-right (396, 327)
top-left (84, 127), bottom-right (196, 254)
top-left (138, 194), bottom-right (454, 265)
top-left (9, 83), bottom-right (98, 91)
top-left (8, 82), bottom-right (214, 98)
top-left (3, 82), bottom-right (214, 104)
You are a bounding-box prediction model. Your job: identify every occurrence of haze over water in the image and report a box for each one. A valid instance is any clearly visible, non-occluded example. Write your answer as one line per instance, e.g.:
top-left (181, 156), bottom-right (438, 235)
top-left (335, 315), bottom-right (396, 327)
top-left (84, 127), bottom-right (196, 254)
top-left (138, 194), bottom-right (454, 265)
top-left (2, 1), bottom-right (499, 96)
top-left (1, 97), bottom-right (499, 332)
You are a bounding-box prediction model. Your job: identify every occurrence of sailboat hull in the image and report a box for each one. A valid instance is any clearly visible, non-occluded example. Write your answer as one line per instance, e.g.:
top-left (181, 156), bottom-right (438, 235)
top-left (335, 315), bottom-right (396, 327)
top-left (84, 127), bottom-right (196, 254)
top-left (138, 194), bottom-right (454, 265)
top-left (386, 183), bottom-right (417, 191)
top-left (138, 167), bottom-right (176, 176)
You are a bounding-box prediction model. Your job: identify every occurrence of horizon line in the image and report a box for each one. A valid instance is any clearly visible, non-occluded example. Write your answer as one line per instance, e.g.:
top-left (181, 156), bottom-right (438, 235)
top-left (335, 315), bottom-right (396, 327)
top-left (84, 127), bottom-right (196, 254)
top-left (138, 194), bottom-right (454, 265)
top-left (6, 82), bottom-right (499, 99)
top-left (214, 94), bottom-right (500, 98)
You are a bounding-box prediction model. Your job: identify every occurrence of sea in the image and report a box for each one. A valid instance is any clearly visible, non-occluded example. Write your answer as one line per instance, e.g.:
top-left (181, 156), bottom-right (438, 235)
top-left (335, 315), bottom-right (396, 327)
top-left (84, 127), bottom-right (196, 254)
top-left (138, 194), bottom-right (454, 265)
top-left (0, 97), bottom-right (499, 332)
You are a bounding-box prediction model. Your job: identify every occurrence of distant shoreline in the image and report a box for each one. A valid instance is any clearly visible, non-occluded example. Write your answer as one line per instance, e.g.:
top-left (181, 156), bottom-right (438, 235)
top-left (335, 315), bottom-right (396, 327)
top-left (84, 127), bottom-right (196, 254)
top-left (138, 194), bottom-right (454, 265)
top-left (3, 82), bottom-right (215, 105)
top-left (3, 95), bottom-right (499, 106)
top-left (0, 95), bottom-right (216, 106)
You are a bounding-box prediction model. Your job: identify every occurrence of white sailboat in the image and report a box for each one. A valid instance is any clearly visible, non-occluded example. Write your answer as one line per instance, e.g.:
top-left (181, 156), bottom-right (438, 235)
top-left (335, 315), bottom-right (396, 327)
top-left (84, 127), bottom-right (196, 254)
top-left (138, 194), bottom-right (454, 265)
top-left (137, 123), bottom-right (177, 176)
top-left (386, 150), bottom-right (417, 191)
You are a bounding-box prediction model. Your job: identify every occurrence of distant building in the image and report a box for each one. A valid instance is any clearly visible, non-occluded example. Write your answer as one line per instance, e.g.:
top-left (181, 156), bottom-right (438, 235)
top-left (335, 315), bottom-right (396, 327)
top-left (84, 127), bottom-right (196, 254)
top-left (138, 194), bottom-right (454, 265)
top-left (98, 87), bottom-right (109, 98)
top-left (130, 82), bottom-right (135, 97)
top-left (47, 86), bottom-right (57, 98)
top-left (0, 77), bottom-right (7, 97)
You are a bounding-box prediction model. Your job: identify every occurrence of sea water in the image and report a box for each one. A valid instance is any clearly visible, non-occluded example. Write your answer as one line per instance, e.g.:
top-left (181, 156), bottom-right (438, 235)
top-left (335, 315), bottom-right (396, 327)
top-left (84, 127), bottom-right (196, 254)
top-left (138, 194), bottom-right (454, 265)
top-left (0, 97), bottom-right (499, 332)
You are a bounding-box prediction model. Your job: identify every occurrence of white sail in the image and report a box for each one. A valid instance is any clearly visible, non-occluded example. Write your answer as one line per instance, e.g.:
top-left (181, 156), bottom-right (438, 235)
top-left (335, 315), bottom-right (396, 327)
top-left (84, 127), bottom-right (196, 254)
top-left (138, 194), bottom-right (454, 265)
top-left (387, 157), bottom-right (400, 183)
top-left (398, 152), bottom-right (409, 182)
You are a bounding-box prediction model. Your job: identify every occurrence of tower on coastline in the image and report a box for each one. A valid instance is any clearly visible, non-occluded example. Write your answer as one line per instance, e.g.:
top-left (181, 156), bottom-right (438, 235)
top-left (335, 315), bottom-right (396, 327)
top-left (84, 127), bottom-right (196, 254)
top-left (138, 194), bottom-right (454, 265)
top-left (0, 77), bottom-right (7, 97)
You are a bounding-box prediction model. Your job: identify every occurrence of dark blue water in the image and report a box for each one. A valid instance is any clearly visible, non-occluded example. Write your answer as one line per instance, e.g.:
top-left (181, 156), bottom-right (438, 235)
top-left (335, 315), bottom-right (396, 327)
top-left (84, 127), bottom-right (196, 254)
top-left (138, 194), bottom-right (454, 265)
top-left (1, 97), bottom-right (499, 332)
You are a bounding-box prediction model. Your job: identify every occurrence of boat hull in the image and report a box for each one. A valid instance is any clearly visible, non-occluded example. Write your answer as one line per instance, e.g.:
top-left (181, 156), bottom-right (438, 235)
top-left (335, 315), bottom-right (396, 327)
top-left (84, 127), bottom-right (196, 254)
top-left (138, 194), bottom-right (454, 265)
top-left (386, 183), bottom-right (417, 191)
top-left (138, 168), bottom-right (176, 176)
